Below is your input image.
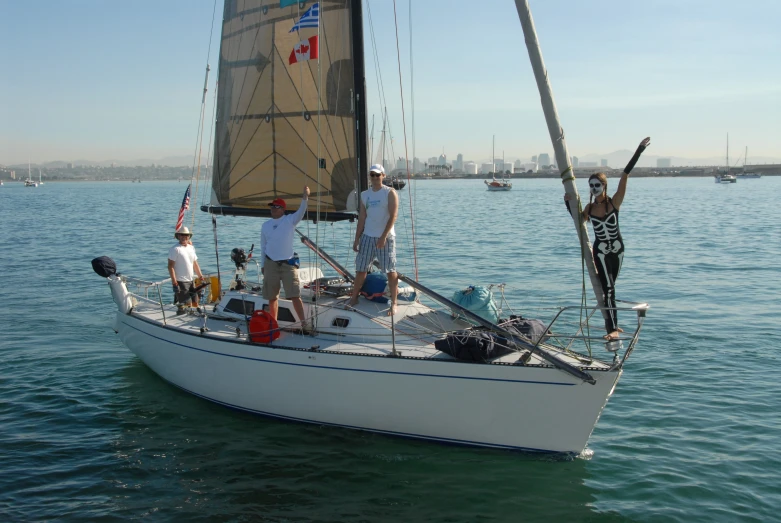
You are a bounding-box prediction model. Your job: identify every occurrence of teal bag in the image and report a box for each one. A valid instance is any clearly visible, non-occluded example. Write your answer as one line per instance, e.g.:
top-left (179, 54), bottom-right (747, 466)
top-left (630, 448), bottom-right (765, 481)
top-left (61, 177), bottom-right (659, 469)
top-left (451, 285), bottom-right (499, 324)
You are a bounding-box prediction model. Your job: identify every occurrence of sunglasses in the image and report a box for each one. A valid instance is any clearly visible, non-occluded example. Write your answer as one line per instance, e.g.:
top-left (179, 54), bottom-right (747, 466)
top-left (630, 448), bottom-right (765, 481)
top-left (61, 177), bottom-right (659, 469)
top-left (370, 172), bottom-right (382, 177)
top-left (270, 204), bottom-right (283, 209)
top-left (589, 182), bottom-right (603, 188)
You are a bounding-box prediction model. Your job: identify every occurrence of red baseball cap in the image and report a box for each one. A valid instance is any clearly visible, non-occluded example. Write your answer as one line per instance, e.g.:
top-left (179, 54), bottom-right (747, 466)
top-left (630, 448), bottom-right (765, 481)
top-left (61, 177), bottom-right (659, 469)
top-left (268, 198), bottom-right (286, 209)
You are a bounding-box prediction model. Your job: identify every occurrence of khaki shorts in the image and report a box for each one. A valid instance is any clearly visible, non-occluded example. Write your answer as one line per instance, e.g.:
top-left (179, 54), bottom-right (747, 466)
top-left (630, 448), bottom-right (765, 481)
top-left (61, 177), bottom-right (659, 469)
top-left (263, 258), bottom-right (301, 300)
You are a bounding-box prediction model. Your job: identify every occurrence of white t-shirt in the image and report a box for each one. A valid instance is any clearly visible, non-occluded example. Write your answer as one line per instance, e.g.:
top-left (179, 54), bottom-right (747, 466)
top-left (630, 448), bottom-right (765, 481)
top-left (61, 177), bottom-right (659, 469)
top-left (168, 244), bottom-right (198, 282)
top-left (361, 185), bottom-right (395, 238)
top-left (260, 200), bottom-right (308, 266)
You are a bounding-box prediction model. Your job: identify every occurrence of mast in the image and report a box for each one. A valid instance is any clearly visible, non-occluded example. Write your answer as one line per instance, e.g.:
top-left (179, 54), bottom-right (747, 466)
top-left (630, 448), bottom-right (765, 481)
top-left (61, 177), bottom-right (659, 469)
top-left (351, 0), bottom-right (369, 192)
top-left (726, 133), bottom-right (729, 174)
top-left (492, 135), bottom-right (495, 174)
top-left (744, 146), bottom-right (747, 174)
top-left (514, 1), bottom-right (606, 317)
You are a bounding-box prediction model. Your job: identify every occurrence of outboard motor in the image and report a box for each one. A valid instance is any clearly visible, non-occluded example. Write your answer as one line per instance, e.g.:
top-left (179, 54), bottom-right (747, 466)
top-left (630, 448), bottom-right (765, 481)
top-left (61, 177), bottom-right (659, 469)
top-left (231, 247), bottom-right (247, 269)
top-left (229, 245), bottom-right (254, 291)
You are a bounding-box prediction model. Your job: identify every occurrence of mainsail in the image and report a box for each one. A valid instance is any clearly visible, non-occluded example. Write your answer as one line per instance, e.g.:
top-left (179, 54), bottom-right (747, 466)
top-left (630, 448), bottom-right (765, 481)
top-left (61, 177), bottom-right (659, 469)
top-left (205, 0), bottom-right (368, 220)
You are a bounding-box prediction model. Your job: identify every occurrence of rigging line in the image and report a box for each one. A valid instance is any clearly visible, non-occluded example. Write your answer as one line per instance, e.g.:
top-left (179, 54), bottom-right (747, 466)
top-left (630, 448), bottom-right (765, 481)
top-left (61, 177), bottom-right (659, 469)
top-left (192, 74), bottom-right (219, 230)
top-left (365, 2), bottom-right (390, 119)
top-left (408, 0), bottom-right (417, 236)
top-left (199, 77), bottom-right (219, 211)
top-left (391, 0), bottom-right (418, 280)
top-left (314, 3), bottom-right (323, 309)
top-left (187, 0), bottom-right (220, 232)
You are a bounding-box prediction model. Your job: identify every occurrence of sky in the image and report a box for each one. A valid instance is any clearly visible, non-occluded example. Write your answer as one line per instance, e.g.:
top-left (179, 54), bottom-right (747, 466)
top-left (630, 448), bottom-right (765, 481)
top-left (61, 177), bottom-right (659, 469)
top-left (2, 0), bottom-right (780, 166)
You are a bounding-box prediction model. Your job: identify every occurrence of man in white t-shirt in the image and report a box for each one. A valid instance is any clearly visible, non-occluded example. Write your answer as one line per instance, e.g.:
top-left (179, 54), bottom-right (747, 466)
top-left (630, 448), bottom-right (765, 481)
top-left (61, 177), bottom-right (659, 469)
top-left (168, 226), bottom-right (204, 312)
top-left (348, 164), bottom-right (399, 315)
top-left (260, 186), bottom-right (310, 330)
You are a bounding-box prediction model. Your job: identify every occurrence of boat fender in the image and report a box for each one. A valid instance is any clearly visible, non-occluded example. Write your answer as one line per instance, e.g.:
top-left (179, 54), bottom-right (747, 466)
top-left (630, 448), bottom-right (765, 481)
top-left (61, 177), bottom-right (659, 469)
top-left (108, 275), bottom-right (134, 314)
top-left (249, 310), bottom-right (280, 343)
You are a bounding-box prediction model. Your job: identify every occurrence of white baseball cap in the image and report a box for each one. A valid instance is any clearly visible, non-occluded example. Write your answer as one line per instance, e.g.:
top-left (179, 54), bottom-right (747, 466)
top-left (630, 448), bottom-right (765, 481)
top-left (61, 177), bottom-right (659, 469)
top-left (369, 164), bottom-right (385, 174)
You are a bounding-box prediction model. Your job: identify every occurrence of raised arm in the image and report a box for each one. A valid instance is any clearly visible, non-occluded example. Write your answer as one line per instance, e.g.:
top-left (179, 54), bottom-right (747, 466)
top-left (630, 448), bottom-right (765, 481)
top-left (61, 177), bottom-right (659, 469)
top-left (291, 185), bottom-right (310, 225)
top-left (613, 137), bottom-right (650, 209)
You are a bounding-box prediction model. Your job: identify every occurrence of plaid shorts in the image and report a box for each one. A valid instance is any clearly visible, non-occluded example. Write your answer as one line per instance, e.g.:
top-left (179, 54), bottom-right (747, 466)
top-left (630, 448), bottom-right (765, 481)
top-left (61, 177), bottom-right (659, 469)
top-left (355, 234), bottom-right (396, 273)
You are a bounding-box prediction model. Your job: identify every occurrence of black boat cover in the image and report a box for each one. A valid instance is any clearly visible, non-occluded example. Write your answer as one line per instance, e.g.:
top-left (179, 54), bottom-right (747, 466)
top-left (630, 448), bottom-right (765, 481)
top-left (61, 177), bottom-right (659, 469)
top-left (91, 256), bottom-right (117, 278)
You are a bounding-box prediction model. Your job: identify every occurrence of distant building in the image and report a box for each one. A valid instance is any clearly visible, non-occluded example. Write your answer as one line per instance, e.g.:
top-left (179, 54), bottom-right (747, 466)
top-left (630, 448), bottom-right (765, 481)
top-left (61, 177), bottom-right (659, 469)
top-left (538, 153), bottom-right (550, 167)
top-left (413, 157), bottom-right (423, 174)
top-left (571, 156), bottom-right (579, 168)
top-left (522, 162), bottom-right (538, 173)
top-left (438, 153), bottom-right (447, 166)
top-left (480, 163), bottom-right (494, 174)
top-left (501, 162), bottom-right (513, 173)
top-left (657, 158), bottom-right (672, 168)
top-left (600, 159), bottom-right (608, 167)
top-left (531, 155), bottom-right (537, 163)
top-left (463, 161), bottom-right (478, 175)
top-left (580, 161), bottom-right (598, 167)
top-left (67, 163), bottom-right (73, 169)
top-left (455, 153), bottom-right (464, 171)
top-left (427, 157), bottom-right (438, 168)
top-left (513, 159), bottom-right (522, 169)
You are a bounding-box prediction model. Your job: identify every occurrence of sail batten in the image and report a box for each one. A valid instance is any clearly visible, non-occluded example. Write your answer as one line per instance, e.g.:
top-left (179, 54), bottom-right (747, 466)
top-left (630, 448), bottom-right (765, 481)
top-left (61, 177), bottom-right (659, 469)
top-left (207, 0), bottom-right (362, 219)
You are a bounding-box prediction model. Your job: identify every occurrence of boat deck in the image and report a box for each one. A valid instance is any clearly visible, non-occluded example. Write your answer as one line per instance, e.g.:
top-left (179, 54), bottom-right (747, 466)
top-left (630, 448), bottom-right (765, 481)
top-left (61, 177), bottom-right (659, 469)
top-left (127, 288), bottom-right (616, 372)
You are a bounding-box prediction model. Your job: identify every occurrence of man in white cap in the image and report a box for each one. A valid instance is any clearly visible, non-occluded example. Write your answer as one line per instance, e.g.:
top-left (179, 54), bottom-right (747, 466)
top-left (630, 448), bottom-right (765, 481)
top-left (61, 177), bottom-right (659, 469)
top-left (348, 164), bottom-right (399, 315)
top-left (168, 226), bottom-right (204, 312)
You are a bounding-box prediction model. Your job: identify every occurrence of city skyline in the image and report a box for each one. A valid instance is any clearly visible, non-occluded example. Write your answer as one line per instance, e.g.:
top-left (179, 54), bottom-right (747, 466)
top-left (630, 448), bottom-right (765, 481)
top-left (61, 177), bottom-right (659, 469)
top-left (2, 1), bottom-right (779, 165)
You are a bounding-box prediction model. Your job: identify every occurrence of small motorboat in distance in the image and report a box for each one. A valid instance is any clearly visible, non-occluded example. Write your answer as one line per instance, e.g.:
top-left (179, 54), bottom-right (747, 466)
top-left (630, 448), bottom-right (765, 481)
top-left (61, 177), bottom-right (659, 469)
top-left (383, 176), bottom-right (406, 190)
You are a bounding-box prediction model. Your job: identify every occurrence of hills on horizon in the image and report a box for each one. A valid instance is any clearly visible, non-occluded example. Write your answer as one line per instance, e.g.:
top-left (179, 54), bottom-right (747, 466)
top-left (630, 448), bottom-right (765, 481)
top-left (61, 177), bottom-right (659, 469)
top-left (3, 151), bottom-right (780, 170)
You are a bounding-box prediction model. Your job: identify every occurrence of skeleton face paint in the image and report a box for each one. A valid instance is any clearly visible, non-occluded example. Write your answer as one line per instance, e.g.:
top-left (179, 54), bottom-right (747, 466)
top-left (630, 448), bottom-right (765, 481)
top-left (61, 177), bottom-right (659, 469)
top-left (589, 181), bottom-right (603, 197)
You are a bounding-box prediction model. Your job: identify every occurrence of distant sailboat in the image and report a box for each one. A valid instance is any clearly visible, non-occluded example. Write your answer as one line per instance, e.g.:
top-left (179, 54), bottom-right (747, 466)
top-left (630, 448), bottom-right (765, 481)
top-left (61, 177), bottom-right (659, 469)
top-left (737, 147), bottom-right (761, 179)
top-left (485, 136), bottom-right (512, 191)
top-left (24, 161), bottom-right (38, 187)
top-left (714, 134), bottom-right (736, 184)
top-left (38, 169), bottom-right (44, 186)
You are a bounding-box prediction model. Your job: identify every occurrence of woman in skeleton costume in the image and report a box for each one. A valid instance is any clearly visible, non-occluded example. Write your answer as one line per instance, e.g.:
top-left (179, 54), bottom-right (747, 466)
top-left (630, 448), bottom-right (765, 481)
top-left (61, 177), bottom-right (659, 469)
top-left (566, 137), bottom-right (650, 340)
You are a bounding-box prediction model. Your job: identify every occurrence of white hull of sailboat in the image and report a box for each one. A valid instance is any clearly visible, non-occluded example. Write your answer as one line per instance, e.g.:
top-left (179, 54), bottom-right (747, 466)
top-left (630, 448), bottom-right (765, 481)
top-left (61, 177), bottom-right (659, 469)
top-left (116, 312), bottom-right (620, 454)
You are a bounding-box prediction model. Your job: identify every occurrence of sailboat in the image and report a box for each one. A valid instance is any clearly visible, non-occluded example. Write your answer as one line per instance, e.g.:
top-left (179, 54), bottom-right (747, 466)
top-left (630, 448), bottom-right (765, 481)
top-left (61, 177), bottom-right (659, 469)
top-left (714, 134), bottom-right (736, 183)
top-left (485, 136), bottom-right (512, 191)
top-left (38, 169), bottom-right (44, 186)
top-left (94, 0), bottom-right (651, 455)
top-left (24, 161), bottom-right (37, 187)
top-left (737, 147), bottom-right (761, 179)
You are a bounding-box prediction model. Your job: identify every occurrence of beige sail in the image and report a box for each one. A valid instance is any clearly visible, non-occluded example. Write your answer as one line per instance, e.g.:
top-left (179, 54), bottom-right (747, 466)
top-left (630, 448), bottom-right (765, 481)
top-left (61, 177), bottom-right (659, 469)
top-left (210, 0), bottom-right (362, 216)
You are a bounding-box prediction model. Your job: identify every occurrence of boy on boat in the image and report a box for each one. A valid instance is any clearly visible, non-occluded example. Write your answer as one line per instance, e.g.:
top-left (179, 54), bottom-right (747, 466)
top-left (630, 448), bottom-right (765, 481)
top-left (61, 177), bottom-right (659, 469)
top-left (168, 226), bottom-right (205, 314)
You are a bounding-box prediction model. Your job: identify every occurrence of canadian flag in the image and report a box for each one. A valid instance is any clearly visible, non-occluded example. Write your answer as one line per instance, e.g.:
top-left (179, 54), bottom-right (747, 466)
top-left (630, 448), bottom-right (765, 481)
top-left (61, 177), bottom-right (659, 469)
top-left (289, 36), bottom-right (319, 65)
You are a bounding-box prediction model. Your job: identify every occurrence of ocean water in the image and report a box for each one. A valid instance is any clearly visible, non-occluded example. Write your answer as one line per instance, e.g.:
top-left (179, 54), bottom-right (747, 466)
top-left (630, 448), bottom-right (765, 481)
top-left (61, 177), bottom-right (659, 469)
top-left (1, 177), bottom-right (779, 521)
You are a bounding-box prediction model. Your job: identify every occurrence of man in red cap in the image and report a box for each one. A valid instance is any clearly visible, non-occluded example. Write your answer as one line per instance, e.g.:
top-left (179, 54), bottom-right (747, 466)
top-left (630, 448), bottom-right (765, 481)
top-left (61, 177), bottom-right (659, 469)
top-left (260, 186), bottom-right (311, 331)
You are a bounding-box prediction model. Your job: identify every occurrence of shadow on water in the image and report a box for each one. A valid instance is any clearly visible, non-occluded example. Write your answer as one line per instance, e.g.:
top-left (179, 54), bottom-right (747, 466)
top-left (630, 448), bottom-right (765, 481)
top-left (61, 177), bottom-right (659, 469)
top-left (104, 361), bottom-right (624, 522)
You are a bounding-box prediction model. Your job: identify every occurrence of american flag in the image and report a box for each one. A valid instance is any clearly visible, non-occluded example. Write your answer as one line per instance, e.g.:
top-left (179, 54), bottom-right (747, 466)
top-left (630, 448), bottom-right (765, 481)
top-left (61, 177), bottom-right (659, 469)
top-left (176, 184), bottom-right (191, 231)
top-left (289, 3), bottom-right (319, 32)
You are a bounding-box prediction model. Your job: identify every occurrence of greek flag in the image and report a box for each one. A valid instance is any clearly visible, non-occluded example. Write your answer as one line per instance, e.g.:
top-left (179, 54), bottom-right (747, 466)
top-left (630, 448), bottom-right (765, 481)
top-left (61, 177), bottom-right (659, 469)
top-left (289, 3), bottom-right (319, 32)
